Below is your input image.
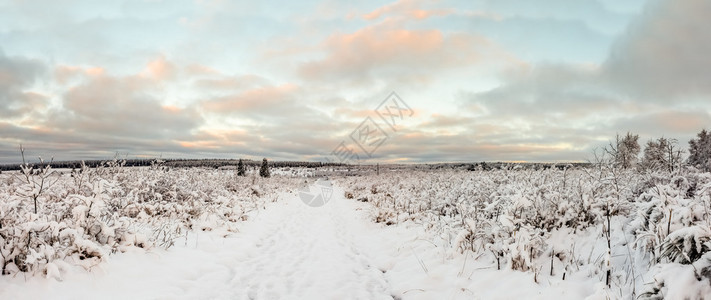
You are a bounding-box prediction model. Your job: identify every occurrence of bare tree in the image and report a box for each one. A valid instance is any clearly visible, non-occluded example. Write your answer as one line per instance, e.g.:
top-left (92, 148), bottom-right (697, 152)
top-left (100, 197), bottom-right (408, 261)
top-left (642, 137), bottom-right (683, 172)
top-left (606, 132), bottom-right (640, 169)
top-left (15, 145), bottom-right (57, 214)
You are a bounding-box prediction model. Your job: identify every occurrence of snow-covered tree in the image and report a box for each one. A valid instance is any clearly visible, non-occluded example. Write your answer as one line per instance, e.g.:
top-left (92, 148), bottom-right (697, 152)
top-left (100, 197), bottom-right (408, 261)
top-left (642, 138), bottom-right (683, 172)
top-left (607, 132), bottom-right (640, 169)
top-left (688, 129), bottom-right (711, 172)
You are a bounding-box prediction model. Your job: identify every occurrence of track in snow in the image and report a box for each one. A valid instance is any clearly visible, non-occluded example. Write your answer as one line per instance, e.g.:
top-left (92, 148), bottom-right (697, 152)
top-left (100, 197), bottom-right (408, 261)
top-left (231, 187), bottom-right (392, 299)
top-left (0, 185), bottom-right (396, 300)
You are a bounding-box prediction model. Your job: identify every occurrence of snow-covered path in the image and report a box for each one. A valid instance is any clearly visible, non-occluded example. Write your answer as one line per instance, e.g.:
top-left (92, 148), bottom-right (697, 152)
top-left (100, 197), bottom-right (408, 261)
top-left (221, 188), bottom-right (392, 299)
top-left (0, 186), bottom-right (396, 300)
top-left (0, 184), bottom-right (600, 300)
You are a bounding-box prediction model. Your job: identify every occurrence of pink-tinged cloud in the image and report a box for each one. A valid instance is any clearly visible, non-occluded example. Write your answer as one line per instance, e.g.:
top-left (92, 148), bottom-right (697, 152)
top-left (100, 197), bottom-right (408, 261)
top-left (193, 74), bottom-right (269, 91)
top-left (366, 128), bottom-right (587, 162)
top-left (614, 110), bottom-right (711, 136)
top-left (185, 64), bottom-right (221, 76)
top-left (49, 70), bottom-right (201, 141)
top-left (332, 107), bottom-right (375, 120)
top-left (298, 25), bottom-right (508, 85)
top-left (141, 56), bottom-right (177, 81)
top-left (420, 114), bottom-right (475, 129)
top-left (363, 0), bottom-right (453, 20)
top-left (177, 129), bottom-right (256, 150)
top-left (655, 111), bottom-right (711, 132)
top-left (175, 126), bottom-right (341, 160)
top-left (201, 83), bottom-right (300, 113)
top-left (54, 65), bottom-right (106, 84)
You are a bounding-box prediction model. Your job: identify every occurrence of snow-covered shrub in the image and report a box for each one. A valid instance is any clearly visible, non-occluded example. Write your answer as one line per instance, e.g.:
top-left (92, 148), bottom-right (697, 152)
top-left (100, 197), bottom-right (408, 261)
top-left (660, 226), bottom-right (711, 264)
top-left (0, 164), bottom-right (304, 277)
top-left (640, 252), bottom-right (711, 299)
top-left (340, 165), bottom-right (711, 297)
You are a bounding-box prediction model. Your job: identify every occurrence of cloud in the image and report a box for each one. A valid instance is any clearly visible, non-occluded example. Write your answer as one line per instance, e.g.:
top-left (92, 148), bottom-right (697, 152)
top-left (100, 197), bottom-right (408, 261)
top-left (0, 51), bottom-right (365, 163)
top-left (23, 57), bottom-right (207, 161)
top-left (2, 0), bottom-right (707, 164)
top-left (346, 124), bottom-right (596, 162)
top-left (613, 110), bottom-right (711, 137)
top-left (141, 56), bottom-right (178, 81)
top-left (200, 84), bottom-right (302, 118)
top-left (452, 0), bottom-right (711, 161)
top-left (196, 82), bottom-right (359, 159)
top-left (54, 65), bottom-right (106, 84)
top-left (52, 74), bottom-right (201, 139)
top-left (604, 0), bottom-right (711, 99)
top-left (363, 0), bottom-right (454, 21)
top-left (177, 121), bottom-right (350, 161)
top-left (478, 0), bottom-right (632, 35)
top-left (456, 60), bottom-right (707, 161)
top-left (463, 16), bottom-right (613, 64)
top-left (0, 50), bottom-right (48, 118)
top-left (297, 23), bottom-right (513, 86)
top-left (467, 63), bottom-right (626, 125)
top-left (193, 74), bottom-right (270, 92)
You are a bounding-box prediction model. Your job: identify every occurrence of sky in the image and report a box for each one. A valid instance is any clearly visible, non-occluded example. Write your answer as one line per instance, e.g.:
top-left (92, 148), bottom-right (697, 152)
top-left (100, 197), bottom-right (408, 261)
top-left (0, 0), bottom-right (710, 164)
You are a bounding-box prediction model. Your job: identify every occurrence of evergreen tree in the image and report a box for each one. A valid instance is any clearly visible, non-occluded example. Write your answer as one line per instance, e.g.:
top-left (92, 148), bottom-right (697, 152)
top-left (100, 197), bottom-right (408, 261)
top-left (688, 129), bottom-right (711, 172)
top-left (237, 158), bottom-right (246, 176)
top-left (259, 158), bottom-right (270, 178)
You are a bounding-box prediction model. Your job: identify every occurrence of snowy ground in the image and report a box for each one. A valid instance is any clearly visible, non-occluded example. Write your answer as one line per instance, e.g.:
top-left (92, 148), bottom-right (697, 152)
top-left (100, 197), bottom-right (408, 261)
top-left (0, 184), bottom-right (604, 300)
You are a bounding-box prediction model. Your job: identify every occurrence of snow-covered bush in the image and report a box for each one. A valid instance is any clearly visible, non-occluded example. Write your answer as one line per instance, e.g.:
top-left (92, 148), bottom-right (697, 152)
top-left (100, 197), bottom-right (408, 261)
top-left (340, 165), bottom-right (711, 298)
top-left (660, 226), bottom-right (711, 264)
top-left (0, 164), bottom-right (304, 278)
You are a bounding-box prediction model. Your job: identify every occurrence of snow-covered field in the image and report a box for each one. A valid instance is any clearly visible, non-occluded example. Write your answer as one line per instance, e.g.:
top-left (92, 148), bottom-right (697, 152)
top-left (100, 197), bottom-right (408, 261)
top-left (1, 164), bottom-right (711, 299)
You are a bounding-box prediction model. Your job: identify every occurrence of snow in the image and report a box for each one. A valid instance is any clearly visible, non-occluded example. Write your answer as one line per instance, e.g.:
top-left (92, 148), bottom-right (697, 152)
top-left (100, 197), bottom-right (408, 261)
top-left (0, 186), bottom-right (390, 299)
top-left (3, 165), bottom-right (711, 299)
top-left (0, 183), bottom-right (597, 300)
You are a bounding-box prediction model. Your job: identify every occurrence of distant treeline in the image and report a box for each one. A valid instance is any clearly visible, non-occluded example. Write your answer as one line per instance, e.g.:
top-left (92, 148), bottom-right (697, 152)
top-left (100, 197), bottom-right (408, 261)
top-left (420, 162), bottom-right (592, 171)
top-left (0, 158), bottom-right (155, 171)
top-left (0, 158), bottom-right (344, 171)
top-left (0, 158), bottom-right (589, 172)
top-left (354, 162), bottom-right (592, 171)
